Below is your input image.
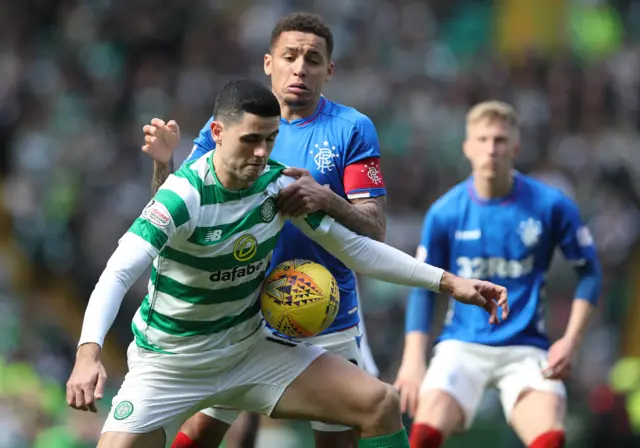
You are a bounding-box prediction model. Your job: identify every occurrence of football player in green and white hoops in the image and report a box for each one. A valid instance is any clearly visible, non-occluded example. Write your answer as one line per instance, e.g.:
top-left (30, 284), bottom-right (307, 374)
top-left (66, 79), bottom-right (508, 448)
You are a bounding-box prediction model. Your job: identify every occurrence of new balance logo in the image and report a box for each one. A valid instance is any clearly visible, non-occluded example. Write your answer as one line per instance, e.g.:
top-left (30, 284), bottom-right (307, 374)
top-left (205, 229), bottom-right (222, 242)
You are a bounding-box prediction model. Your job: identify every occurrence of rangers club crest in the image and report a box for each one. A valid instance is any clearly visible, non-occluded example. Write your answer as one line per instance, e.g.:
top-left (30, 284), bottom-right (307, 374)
top-left (518, 218), bottom-right (542, 248)
top-left (309, 141), bottom-right (339, 173)
top-left (361, 160), bottom-right (382, 185)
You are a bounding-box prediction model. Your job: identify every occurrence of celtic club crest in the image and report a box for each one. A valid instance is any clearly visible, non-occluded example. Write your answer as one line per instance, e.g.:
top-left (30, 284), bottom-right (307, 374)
top-left (260, 197), bottom-right (276, 223)
top-left (113, 400), bottom-right (134, 420)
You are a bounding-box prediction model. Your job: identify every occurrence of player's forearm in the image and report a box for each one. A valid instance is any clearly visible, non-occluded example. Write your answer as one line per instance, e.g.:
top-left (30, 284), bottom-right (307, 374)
top-left (152, 159), bottom-right (174, 195)
top-left (323, 192), bottom-right (386, 241)
top-left (78, 235), bottom-right (155, 348)
top-left (563, 259), bottom-right (601, 345)
top-left (405, 287), bottom-right (436, 333)
top-left (315, 222), bottom-right (445, 292)
top-left (402, 331), bottom-right (430, 365)
top-left (563, 298), bottom-right (595, 346)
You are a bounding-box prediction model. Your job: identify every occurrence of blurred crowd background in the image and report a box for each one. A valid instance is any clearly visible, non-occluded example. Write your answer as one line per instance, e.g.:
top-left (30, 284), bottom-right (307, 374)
top-left (2, 0), bottom-right (640, 446)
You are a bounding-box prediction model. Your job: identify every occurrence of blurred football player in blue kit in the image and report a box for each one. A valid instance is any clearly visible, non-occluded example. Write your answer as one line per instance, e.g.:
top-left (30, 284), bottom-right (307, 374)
top-left (394, 101), bottom-right (602, 448)
top-left (143, 12), bottom-right (387, 448)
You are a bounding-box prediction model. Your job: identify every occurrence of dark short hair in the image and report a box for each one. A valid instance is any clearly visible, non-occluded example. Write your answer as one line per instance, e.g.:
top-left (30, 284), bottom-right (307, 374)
top-left (213, 79), bottom-right (280, 124)
top-left (270, 12), bottom-right (333, 59)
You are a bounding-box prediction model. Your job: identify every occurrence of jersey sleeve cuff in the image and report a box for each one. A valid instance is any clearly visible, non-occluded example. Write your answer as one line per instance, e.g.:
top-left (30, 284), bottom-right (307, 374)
top-left (346, 188), bottom-right (387, 200)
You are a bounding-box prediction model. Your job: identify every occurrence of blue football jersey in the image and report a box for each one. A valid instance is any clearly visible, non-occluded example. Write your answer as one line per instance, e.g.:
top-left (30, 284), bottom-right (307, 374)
top-left (184, 97), bottom-right (386, 333)
top-left (405, 173), bottom-right (602, 350)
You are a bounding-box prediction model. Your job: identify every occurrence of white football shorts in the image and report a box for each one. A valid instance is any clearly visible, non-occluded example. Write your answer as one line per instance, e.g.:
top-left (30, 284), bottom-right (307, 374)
top-left (420, 339), bottom-right (566, 429)
top-left (202, 324), bottom-right (370, 432)
top-left (101, 327), bottom-right (324, 444)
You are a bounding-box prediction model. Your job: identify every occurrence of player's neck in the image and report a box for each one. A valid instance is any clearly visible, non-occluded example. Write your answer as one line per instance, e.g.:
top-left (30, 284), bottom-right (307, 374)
top-left (212, 152), bottom-right (252, 191)
top-left (473, 173), bottom-right (514, 199)
top-left (279, 99), bottom-right (321, 123)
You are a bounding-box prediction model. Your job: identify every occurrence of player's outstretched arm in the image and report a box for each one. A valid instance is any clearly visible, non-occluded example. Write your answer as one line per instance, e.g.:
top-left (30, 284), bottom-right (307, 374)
top-left (291, 215), bottom-right (509, 322)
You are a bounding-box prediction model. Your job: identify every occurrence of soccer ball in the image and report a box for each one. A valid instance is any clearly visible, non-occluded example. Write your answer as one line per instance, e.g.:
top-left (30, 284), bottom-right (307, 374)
top-left (260, 259), bottom-right (340, 338)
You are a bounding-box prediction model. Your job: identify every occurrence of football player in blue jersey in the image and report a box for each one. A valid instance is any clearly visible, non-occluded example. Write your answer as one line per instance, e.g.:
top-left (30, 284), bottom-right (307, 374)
top-left (143, 12), bottom-right (388, 448)
top-left (393, 101), bottom-right (603, 448)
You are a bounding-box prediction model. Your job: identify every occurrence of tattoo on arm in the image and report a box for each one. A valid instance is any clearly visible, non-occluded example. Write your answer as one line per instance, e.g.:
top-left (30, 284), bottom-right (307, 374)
top-left (151, 159), bottom-right (174, 196)
top-left (325, 194), bottom-right (387, 241)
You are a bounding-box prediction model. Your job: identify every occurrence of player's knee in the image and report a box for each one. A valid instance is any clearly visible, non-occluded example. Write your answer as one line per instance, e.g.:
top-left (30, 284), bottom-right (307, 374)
top-left (179, 413), bottom-right (207, 439)
top-left (314, 429), bottom-right (358, 448)
top-left (511, 390), bottom-right (565, 445)
top-left (360, 383), bottom-right (401, 433)
top-left (179, 412), bottom-right (227, 444)
top-left (414, 390), bottom-right (464, 436)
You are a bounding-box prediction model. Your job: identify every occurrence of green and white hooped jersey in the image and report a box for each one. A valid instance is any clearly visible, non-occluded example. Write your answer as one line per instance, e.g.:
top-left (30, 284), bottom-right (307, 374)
top-left (125, 153), bottom-right (333, 367)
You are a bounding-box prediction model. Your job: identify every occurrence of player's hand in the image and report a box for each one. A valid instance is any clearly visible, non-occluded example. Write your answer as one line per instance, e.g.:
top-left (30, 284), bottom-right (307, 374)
top-left (277, 174), bottom-right (330, 217)
top-left (142, 118), bottom-right (180, 165)
top-left (66, 343), bottom-right (108, 413)
top-left (282, 167), bottom-right (312, 178)
top-left (440, 272), bottom-right (509, 324)
top-left (394, 360), bottom-right (426, 417)
top-left (543, 337), bottom-right (576, 380)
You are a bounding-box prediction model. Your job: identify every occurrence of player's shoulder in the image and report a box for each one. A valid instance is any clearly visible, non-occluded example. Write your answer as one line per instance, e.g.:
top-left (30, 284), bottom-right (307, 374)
top-left (518, 173), bottom-right (576, 209)
top-left (179, 151), bottom-right (210, 175)
top-left (321, 98), bottom-right (376, 132)
top-left (428, 181), bottom-right (470, 219)
top-left (263, 158), bottom-right (290, 186)
top-left (265, 157), bottom-right (288, 170)
top-left (172, 152), bottom-right (211, 191)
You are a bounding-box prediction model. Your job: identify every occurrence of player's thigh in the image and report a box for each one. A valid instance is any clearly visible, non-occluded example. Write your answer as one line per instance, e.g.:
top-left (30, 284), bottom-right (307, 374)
top-left (213, 328), bottom-right (326, 417)
top-left (271, 351), bottom-right (398, 433)
top-left (102, 343), bottom-right (217, 443)
top-left (306, 326), bottom-right (363, 435)
top-left (495, 346), bottom-right (566, 444)
top-left (178, 410), bottom-right (230, 446)
top-left (510, 390), bottom-right (565, 445)
top-left (417, 340), bottom-right (494, 432)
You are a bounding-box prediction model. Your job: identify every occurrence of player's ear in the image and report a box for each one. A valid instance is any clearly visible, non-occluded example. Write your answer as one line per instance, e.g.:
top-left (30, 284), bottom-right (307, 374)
top-left (326, 61), bottom-right (334, 83)
top-left (509, 127), bottom-right (521, 158)
top-left (512, 142), bottom-right (521, 158)
top-left (264, 53), bottom-right (272, 76)
top-left (211, 121), bottom-right (224, 145)
top-left (462, 139), bottom-right (472, 160)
